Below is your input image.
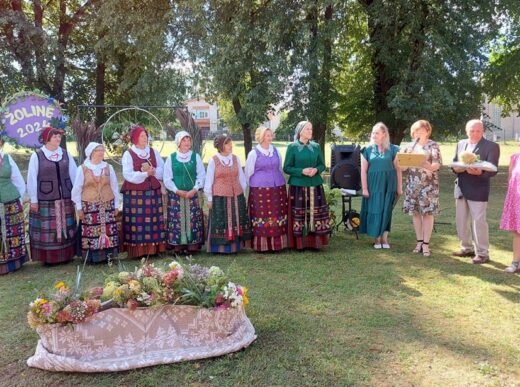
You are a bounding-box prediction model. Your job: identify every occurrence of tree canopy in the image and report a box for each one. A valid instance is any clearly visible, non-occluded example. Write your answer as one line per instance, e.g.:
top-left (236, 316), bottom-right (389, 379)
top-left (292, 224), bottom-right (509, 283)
top-left (0, 0), bottom-right (516, 150)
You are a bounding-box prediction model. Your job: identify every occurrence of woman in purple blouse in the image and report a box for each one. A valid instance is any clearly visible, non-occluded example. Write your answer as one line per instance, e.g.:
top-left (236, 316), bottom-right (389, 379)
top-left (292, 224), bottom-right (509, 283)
top-left (245, 126), bottom-right (288, 252)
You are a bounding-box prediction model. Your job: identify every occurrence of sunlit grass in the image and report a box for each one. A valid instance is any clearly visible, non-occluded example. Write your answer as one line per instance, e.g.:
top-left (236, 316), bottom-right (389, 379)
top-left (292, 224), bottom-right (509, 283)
top-left (0, 142), bottom-right (519, 385)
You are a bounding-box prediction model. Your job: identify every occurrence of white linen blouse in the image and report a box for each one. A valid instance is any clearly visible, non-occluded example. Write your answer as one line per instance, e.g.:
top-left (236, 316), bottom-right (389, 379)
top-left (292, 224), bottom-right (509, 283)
top-left (245, 144), bottom-right (284, 183)
top-left (71, 161), bottom-right (120, 210)
top-left (203, 153), bottom-right (247, 203)
top-left (163, 150), bottom-right (206, 193)
top-left (27, 146), bottom-right (78, 204)
top-left (121, 145), bottom-right (164, 184)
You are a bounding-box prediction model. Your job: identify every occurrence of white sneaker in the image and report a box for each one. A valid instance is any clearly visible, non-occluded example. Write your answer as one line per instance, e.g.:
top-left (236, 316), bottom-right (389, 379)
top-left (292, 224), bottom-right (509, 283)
top-left (373, 243), bottom-right (382, 249)
top-left (504, 262), bottom-right (520, 273)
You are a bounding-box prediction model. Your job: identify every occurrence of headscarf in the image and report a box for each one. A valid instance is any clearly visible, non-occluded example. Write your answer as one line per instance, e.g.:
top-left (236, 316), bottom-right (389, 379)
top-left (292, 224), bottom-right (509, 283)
top-left (39, 126), bottom-right (64, 144)
top-left (175, 130), bottom-right (191, 147)
top-left (85, 142), bottom-right (102, 160)
top-left (294, 121), bottom-right (311, 141)
top-left (130, 126), bottom-right (147, 145)
top-left (84, 141), bottom-right (107, 174)
top-left (213, 134), bottom-right (232, 153)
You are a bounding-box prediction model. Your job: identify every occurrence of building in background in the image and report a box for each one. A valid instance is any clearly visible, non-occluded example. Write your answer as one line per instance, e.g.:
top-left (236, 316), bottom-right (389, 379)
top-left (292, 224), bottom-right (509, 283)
top-left (482, 99), bottom-right (520, 141)
top-left (185, 98), bottom-right (219, 138)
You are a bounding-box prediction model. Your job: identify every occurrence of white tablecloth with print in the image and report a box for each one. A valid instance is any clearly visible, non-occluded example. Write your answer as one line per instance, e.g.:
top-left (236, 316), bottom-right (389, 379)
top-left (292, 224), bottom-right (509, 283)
top-left (27, 305), bottom-right (256, 372)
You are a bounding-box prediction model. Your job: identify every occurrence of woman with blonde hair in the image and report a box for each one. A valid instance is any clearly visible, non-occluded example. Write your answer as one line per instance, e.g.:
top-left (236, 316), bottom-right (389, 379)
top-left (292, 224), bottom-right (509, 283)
top-left (245, 126), bottom-right (287, 252)
top-left (360, 122), bottom-right (402, 248)
top-left (401, 120), bottom-right (442, 256)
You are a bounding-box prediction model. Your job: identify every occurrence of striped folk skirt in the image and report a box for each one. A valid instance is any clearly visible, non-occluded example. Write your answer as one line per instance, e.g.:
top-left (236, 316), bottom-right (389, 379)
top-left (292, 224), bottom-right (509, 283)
top-left (29, 199), bottom-right (77, 264)
top-left (207, 194), bottom-right (251, 253)
top-left (0, 199), bottom-right (27, 274)
top-left (288, 185), bottom-right (331, 250)
top-left (166, 191), bottom-right (204, 253)
top-left (248, 185), bottom-right (288, 252)
top-left (80, 200), bottom-right (119, 263)
top-left (122, 188), bottom-right (166, 258)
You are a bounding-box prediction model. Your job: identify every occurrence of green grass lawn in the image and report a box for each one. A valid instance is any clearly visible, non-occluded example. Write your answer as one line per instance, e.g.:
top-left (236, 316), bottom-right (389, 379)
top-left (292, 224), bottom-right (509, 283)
top-left (1, 142), bottom-right (519, 386)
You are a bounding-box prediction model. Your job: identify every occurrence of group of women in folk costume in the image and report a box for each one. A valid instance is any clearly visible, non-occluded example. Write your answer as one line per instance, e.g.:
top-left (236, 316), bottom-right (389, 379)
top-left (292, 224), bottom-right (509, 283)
top-left (0, 120), bottom-right (332, 274)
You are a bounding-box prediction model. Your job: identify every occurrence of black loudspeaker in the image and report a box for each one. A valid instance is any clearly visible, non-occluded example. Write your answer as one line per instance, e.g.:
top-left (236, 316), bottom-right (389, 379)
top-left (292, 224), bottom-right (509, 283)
top-left (330, 144), bottom-right (361, 190)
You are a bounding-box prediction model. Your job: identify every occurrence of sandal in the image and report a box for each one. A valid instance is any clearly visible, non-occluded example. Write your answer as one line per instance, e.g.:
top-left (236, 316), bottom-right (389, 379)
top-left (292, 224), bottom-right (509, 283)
top-left (422, 242), bottom-right (430, 257)
top-left (413, 240), bottom-right (423, 253)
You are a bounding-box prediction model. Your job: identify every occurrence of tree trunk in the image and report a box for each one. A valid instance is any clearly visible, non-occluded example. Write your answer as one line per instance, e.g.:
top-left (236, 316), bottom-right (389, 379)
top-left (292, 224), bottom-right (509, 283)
top-left (306, 4), bottom-right (333, 154)
top-left (232, 97), bottom-right (252, 159)
top-left (95, 60), bottom-right (106, 129)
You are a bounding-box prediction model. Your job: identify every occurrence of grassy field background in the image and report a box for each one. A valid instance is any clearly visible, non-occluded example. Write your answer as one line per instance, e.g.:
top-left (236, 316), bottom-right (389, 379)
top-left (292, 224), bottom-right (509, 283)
top-left (0, 141), bottom-right (519, 386)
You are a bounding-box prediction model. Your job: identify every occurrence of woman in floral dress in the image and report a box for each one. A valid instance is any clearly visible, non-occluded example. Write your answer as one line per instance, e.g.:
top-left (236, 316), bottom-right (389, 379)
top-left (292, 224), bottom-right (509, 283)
top-left (401, 120), bottom-right (442, 256)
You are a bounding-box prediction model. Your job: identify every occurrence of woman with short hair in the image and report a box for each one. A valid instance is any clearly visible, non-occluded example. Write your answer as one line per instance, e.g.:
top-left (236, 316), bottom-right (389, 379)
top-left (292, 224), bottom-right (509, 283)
top-left (245, 126), bottom-right (287, 252)
top-left (204, 134), bottom-right (251, 253)
top-left (401, 120), bottom-right (442, 256)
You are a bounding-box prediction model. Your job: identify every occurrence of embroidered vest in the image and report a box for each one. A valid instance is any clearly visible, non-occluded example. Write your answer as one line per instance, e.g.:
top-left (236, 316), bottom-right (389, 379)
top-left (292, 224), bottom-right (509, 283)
top-left (36, 149), bottom-right (73, 201)
top-left (171, 152), bottom-right (196, 191)
top-left (121, 148), bottom-right (161, 192)
top-left (0, 155), bottom-right (21, 203)
top-left (212, 155), bottom-right (243, 197)
top-left (249, 148), bottom-right (286, 188)
top-left (81, 165), bottom-right (115, 203)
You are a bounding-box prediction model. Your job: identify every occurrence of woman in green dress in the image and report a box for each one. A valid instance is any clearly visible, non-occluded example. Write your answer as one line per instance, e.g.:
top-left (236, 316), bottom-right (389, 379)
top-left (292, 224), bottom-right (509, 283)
top-left (360, 122), bottom-right (402, 249)
top-left (283, 121), bottom-right (331, 250)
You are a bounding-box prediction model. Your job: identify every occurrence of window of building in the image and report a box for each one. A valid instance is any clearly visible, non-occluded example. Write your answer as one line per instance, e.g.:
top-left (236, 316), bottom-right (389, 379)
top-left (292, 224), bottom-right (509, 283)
top-left (196, 110), bottom-right (209, 119)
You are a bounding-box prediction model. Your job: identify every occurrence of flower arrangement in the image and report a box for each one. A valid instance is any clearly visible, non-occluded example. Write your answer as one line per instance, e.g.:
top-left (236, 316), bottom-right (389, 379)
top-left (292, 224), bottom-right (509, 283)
top-left (28, 260), bottom-right (249, 330)
top-left (27, 282), bottom-right (103, 329)
top-left (102, 260), bottom-right (248, 310)
top-left (459, 150), bottom-right (480, 164)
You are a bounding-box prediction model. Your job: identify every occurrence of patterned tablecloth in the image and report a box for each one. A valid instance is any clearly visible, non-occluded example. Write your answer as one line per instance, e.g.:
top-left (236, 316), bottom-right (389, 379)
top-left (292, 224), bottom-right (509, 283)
top-left (27, 305), bottom-right (256, 372)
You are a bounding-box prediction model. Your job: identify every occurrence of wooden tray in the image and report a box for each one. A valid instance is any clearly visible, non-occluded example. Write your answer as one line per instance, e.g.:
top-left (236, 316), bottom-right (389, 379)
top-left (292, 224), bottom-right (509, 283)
top-left (396, 153), bottom-right (427, 167)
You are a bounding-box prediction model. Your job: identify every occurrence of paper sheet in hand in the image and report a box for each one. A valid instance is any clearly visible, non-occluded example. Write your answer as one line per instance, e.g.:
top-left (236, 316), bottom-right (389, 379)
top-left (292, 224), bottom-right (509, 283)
top-left (396, 153), bottom-right (427, 167)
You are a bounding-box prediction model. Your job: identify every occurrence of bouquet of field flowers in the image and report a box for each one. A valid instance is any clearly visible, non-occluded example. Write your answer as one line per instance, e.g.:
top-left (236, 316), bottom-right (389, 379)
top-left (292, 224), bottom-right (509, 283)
top-left (101, 260), bottom-right (248, 310)
top-left (28, 260), bottom-right (249, 330)
top-left (449, 150), bottom-right (497, 172)
top-left (101, 260), bottom-right (185, 310)
top-left (27, 282), bottom-right (103, 329)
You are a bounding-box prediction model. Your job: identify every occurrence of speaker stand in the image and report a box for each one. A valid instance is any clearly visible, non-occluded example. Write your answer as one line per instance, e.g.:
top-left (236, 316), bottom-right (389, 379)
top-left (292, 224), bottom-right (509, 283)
top-left (340, 193), bottom-right (361, 239)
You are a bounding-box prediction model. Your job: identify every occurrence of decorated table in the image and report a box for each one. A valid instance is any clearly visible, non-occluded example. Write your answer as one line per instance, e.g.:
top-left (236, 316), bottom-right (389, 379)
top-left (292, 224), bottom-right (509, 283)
top-left (26, 261), bottom-right (256, 372)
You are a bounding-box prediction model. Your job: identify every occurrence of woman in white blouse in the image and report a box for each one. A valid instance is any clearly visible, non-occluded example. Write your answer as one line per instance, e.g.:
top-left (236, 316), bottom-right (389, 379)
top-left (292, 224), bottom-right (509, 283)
top-left (163, 131), bottom-right (206, 253)
top-left (0, 136), bottom-right (27, 274)
top-left (27, 126), bottom-right (78, 264)
top-left (120, 125), bottom-right (166, 258)
top-left (245, 126), bottom-right (288, 252)
top-left (71, 142), bottom-right (120, 263)
top-left (204, 134), bottom-right (251, 253)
